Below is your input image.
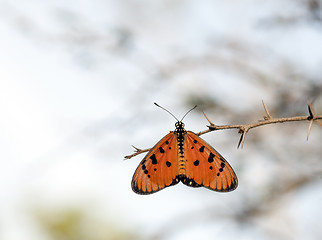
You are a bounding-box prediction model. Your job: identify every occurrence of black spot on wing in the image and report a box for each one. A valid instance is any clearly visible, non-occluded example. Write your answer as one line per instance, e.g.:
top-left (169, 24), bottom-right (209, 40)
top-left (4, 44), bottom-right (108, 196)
top-left (208, 152), bottom-right (215, 163)
top-left (150, 154), bottom-right (158, 164)
top-left (194, 160), bottom-right (199, 166)
top-left (199, 146), bottom-right (205, 152)
top-left (159, 147), bottom-right (165, 153)
top-left (166, 161), bottom-right (171, 167)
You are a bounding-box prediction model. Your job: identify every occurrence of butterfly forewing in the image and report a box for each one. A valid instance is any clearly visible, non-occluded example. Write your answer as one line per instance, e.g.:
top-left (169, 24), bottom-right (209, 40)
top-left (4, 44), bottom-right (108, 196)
top-left (131, 132), bottom-right (179, 194)
top-left (184, 131), bottom-right (238, 192)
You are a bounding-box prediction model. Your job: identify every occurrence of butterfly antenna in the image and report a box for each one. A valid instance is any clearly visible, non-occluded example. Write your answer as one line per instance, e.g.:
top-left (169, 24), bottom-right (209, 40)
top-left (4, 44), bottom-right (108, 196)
top-left (154, 103), bottom-right (179, 121)
top-left (181, 105), bottom-right (197, 121)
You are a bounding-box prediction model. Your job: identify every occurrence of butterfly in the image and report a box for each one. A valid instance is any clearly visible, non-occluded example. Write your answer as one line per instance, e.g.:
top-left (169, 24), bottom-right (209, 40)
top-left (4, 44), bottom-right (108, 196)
top-left (131, 103), bottom-right (238, 194)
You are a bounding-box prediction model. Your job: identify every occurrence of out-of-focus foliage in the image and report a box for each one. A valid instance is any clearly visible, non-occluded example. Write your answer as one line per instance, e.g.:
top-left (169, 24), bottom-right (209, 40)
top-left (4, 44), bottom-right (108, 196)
top-left (32, 206), bottom-right (139, 240)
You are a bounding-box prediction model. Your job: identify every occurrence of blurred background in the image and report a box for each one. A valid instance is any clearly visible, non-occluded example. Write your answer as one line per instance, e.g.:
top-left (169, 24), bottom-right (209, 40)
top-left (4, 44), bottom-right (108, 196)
top-left (1, 0), bottom-right (322, 239)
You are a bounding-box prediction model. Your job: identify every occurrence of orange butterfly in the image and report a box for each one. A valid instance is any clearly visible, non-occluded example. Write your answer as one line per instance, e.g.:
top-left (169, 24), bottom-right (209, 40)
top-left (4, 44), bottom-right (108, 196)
top-left (131, 103), bottom-right (238, 194)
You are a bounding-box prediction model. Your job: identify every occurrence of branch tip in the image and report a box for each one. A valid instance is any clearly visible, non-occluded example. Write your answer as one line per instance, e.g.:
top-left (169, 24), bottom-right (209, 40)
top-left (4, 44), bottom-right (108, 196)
top-left (124, 146), bottom-right (151, 159)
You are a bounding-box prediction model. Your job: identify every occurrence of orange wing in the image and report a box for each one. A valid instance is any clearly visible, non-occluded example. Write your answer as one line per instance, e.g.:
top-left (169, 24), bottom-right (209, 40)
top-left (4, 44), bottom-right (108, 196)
top-left (184, 131), bottom-right (238, 192)
top-left (131, 132), bottom-right (179, 194)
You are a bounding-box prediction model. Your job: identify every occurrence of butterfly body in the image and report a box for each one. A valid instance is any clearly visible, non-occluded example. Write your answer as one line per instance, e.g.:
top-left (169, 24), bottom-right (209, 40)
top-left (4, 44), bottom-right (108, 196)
top-left (132, 121), bottom-right (238, 194)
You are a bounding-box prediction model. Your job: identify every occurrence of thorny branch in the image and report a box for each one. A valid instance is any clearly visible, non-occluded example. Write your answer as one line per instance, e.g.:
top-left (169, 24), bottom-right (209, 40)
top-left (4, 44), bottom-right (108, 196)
top-left (125, 145), bottom-right (150, 159)
top-left (124, 101), bottom-right (322, 159)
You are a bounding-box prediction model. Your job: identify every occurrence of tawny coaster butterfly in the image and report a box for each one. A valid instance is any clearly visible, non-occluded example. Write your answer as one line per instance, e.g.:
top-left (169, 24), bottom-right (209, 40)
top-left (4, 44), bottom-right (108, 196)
top-left (131, 103), bottom-right (238, 194)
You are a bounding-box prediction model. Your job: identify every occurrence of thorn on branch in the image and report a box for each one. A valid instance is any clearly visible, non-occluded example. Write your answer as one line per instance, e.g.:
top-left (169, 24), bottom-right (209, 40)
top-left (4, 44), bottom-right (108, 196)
top-left (262, 100), bottom-right (272, 120)
top-left (306, 103), bottom-right (316, 140)
top-left (200, 111), bottom-right (218, 134)
top-left (202, 111), bottom-right (215, 126)
top-left (307, 103), bottom-right (314, 120)
top-left (131, 145), bottom-right (141, 151)
top-left (307, 120), bottom-right (313, 141)
top-left (124, 146), bottom-right (150, 160)
top-left (237, 132), bottom-right (244, 149)
top-left (307, 102), bottom-right (322, 127)
top-left (237, 127), bottom-right (248, 148)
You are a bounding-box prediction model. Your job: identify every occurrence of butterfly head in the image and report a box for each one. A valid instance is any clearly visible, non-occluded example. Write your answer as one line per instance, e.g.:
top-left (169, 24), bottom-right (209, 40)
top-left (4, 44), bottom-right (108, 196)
top-left (175, 121), bottom-right (185, 129)
top-left (175, 121), bottom-right (186, 133)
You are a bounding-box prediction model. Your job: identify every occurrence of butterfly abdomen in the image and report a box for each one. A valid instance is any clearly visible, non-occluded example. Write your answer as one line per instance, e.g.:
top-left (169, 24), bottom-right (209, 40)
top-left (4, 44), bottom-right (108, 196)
top-left (174, 121), bottom-right (187, 176)
top-left (174, 123), bottom-right (203, 188)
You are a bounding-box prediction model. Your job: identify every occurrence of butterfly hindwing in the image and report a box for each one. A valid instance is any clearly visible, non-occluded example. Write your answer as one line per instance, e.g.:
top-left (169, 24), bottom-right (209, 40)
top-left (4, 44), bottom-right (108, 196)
top-left (184, 131), bottom-right (238, 192)
top-left (131, 132), bottom-right (179, 194)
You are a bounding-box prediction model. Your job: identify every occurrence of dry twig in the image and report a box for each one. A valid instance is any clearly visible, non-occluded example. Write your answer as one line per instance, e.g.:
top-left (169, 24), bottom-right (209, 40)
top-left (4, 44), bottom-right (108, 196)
top-left (124, 145), bottom-right (150, 159)
top-left (125, 101), bottom-right (322, 159)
